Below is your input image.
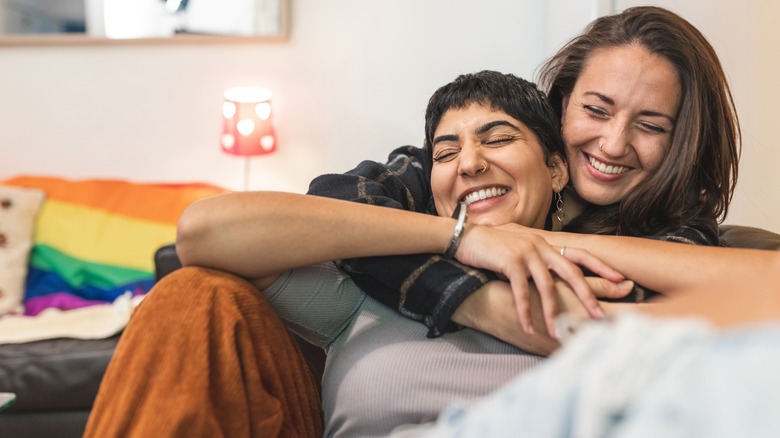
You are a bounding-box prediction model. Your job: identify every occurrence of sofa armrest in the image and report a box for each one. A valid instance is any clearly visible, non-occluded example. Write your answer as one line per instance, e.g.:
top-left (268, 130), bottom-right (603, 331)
top-left (154, 244), bottom-right (183, 282)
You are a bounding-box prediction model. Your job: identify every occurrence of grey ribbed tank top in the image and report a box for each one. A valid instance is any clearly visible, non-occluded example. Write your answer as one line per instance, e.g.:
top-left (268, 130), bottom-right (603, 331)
top-left (265, 263), bottom-right (544, 437)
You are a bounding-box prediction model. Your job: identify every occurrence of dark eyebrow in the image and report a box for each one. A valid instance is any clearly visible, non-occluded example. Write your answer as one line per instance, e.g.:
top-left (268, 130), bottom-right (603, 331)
top-left (585, 91), bottom-right (676, 123)
top-left (585, 91), bottom-right (615, 106)
top-left (432, 134), bottom-right (459, 146)
top-left (476, 120), bottom-right (520, 134)
top-left (432, 119), bottom-right (522, 147)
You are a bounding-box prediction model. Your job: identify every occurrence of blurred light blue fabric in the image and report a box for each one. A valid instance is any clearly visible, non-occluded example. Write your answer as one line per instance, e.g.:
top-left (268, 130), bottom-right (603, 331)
top-left (413, 312), bottom-right (780, 438)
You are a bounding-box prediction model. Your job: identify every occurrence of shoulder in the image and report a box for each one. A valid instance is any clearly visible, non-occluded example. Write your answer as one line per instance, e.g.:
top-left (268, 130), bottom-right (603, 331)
top-left (348, 145), bottom-right (429, 176)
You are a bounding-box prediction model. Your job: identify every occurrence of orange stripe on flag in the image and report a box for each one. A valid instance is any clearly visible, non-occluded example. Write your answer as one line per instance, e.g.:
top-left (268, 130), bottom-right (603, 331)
top-left (3, 176), bottom-right (227, 224)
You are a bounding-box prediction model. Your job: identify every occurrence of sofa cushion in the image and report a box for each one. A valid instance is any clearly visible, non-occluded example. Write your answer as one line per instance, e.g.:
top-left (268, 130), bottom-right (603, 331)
top-left (0, 335), bottom-right (119, 412)
top-left (0, 185), bottom-right (45, 316)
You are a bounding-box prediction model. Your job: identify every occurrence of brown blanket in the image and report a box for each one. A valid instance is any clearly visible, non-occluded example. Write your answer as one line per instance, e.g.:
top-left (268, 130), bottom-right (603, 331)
top-left (84, 267), bottom-right (323, 437)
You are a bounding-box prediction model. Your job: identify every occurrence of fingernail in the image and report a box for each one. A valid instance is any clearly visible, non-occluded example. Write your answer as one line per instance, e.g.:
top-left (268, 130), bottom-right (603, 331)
top-left (620, 280), bottom-right (634, 292)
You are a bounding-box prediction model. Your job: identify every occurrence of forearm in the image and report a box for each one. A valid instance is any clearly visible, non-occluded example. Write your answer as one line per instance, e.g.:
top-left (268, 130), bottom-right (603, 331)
top-left (543, 232), bottom-right (777, 296)
top-left (176, 191), bottom-right (454, 281)
top-left (639, 250), bottom-right (780, 328)
top-left (451, 281), bottom-right (560, 356)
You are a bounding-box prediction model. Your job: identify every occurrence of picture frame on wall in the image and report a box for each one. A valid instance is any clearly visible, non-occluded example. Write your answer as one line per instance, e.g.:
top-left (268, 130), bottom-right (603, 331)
top-left (0, 0), bottom-right (290, 45)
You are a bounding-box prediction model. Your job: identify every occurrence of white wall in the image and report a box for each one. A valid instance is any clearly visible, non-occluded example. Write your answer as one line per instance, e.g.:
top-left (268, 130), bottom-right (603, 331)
top-left (1, 0), bottom-right (777, 233)
top-left (0, 0), bottom-right (552, 192)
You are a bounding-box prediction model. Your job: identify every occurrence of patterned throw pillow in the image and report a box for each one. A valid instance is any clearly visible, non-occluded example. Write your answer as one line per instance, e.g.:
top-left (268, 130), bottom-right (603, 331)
top-left (0, 185), bottom-right (45, 315)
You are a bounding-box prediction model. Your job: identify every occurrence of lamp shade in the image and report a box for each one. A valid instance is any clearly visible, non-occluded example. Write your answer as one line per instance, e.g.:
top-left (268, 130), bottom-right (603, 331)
top-left (220, 87), bottom-right (276, 156)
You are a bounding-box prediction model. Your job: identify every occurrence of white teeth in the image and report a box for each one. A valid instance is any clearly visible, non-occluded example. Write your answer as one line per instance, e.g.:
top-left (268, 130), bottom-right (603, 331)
top-left (589, 156), bottom-right (629, 175)
top-left (464, 187), bottom-right (508, 206)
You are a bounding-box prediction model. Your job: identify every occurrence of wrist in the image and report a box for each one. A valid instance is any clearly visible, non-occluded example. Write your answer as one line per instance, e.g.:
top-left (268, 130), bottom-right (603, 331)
top-left (444, 201), bottom-right (468, 258)
top-left (450, 280), bottom-right (508, 331)
top-left (451, 281), bottom-right (491, 328)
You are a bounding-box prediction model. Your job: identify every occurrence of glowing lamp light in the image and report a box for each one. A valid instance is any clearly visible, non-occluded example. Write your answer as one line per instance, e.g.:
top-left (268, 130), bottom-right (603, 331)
top-left (220, 87), bottom-right (277, 190)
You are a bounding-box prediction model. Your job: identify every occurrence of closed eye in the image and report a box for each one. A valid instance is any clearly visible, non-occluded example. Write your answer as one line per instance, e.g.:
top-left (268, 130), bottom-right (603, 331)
top-left (638, 122), bottom-right (670, 134)
top-left (433, 150), bottom-right (459, 162)
top-left (484, 136), bottom-right (515, 146)
top-left (583, 105), bottom-right (609, 117)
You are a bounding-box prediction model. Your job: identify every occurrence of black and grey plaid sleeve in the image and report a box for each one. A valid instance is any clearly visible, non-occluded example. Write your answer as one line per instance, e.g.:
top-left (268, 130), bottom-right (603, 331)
top-left (307, 145), bottom-right (498, 337)
top-left (651, 222), bottom-right (719, 246)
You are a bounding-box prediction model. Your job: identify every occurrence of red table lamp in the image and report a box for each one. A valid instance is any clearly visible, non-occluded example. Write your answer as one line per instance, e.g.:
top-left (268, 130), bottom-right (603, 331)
top-left (220, 87), bottom-right (277, 190)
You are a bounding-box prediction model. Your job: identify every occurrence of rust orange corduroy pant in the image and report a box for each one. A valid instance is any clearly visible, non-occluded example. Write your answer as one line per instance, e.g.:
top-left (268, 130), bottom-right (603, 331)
top-left (83, 267), bottom-right (323, 438)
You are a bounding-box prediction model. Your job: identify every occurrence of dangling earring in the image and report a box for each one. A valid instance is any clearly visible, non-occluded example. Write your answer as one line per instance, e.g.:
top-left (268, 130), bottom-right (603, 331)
top-left (555, 191), bottom-right (565, 224)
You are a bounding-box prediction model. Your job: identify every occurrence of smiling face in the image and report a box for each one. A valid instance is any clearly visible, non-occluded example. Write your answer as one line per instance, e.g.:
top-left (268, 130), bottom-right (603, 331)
top-left (561, 44), bottom-right (681, 206)
top-left (430, 103), bottom-right (567, 229)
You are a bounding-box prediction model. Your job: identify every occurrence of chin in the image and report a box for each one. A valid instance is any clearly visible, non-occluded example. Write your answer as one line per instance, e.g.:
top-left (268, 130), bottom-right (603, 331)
top-left (585, 193), bottom-right (623, 206)
top-left (573, 184), bottom-right (618, 206)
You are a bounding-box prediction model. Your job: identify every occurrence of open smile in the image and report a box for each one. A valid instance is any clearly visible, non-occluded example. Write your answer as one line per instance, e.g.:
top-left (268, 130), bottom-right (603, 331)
top-left (462, 186), bottom-right (508, 206)
top-left (587, 154), bottom-right (631, 175)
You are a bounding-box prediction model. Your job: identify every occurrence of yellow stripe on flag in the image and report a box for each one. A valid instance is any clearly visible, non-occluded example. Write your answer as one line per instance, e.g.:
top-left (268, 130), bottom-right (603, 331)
top-left (34, 199), bottom-right (177, 272)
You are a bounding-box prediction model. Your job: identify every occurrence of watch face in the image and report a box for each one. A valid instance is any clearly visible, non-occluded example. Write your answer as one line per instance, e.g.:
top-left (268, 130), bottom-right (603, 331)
top-left (0, 393), bottom-right (16, 411)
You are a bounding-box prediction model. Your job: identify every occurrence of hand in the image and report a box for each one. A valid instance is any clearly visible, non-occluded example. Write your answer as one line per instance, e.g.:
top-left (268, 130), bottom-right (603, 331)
top-left (555, 276), bottom-right (635, 317)
top-left (455, 223), bottom-right (628, 337)
top-left (452, 277), bottom-right (634, 354)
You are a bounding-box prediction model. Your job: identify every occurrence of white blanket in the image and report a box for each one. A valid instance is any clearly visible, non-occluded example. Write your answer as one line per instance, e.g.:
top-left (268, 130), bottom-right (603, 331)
top-left (0, 293), bottom-right (144, 344)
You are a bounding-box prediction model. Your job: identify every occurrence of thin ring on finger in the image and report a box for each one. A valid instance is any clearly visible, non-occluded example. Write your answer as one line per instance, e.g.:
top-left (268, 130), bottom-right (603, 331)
top-left (560, 246), bottom-right (567, 257)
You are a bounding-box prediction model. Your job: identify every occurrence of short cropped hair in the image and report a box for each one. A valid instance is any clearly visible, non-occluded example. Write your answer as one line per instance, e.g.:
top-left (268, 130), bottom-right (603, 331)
top-left (423, 70), bottom-right (564, 163)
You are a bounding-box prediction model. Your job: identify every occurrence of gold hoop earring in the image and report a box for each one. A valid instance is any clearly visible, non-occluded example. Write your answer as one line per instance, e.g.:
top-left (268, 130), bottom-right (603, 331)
top-left (599, 142), bottom-right (605, 152)
top-left (478, 162), bottom-right (488, 174)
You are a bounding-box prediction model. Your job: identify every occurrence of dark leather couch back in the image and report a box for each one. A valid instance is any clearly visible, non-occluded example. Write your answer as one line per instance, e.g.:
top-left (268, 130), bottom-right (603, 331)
top-left (719, 225), bottom-right (780, 250)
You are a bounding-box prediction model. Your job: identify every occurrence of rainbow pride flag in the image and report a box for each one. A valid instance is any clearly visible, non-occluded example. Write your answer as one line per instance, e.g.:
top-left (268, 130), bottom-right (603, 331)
top-left (3, 176), bottom-right (226, 315)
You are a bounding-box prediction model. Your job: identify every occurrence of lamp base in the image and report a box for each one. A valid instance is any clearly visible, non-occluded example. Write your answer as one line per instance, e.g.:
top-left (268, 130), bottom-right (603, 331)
top-left (244, 156), bottom-right (251, 191)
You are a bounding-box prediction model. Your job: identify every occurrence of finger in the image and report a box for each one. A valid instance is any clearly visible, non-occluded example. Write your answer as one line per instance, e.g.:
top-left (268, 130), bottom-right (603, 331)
top-left (562, 247), bottom-right (624, 283)
top-left (586, 278), bottom-right (635, 299)
top-left (526, 257), bottom-right (560, 338)
top-left (547, 255), bottom-right (605, 320)
top-left (564, 274), bottom-right (605, 320)
top-left (506, 269), bottom-right (535, 334)
top-left (540, 283), bottom-right (560, 339)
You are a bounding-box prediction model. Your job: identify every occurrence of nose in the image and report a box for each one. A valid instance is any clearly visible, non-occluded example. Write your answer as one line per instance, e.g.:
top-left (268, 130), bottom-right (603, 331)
top-left (457, 142), bottom-right (488, 176)
top-left (599, 119), bottom-right (632, 157)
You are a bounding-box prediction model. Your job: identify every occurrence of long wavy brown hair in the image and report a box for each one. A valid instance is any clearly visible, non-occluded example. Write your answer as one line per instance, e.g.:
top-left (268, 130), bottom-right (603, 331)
top-left (537, 6), bottom-right (740, 237)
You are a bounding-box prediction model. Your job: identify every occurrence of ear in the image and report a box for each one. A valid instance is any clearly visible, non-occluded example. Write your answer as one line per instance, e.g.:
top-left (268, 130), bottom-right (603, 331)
top-left (548, 153), bottom-right (569, 193)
